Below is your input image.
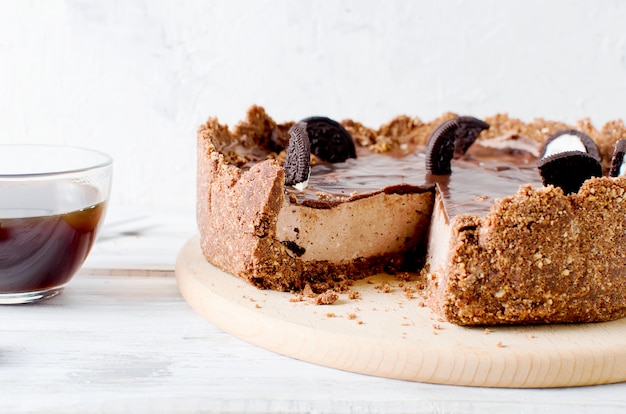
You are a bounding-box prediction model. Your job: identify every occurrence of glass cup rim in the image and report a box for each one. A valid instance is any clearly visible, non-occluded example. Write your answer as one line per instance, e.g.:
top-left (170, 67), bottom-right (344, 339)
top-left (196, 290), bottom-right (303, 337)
top-left (0, 144), bottom-right (113, 178)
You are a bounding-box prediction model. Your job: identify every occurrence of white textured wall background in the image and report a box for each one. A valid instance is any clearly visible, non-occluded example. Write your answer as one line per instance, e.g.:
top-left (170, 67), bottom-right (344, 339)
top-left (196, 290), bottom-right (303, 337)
top-left (1, 0), bottom-right (626, 210)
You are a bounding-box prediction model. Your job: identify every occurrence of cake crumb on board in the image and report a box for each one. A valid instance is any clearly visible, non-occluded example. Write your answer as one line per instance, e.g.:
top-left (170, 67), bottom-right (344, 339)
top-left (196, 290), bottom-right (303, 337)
top-left (289, 287), bottom-right (338, 305)
top-left (315, 289), bottom-right (338, 305)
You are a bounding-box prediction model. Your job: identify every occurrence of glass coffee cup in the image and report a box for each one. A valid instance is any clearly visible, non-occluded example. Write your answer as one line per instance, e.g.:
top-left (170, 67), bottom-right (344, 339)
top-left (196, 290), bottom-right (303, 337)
top-left (0, 145), bottom-right (113, 304)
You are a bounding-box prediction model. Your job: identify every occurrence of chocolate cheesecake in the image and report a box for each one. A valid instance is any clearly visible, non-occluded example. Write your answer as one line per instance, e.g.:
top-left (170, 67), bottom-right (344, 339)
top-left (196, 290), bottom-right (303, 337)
top-left (197, 105), bottom-right (626, 325)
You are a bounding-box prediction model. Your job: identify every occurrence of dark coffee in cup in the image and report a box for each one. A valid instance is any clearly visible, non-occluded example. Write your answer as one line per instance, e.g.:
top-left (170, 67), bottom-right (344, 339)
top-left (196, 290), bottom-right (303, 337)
top-left (0, 145), bottom-right (112, 304)
top-left (0, 201), bottom-right (106, 292)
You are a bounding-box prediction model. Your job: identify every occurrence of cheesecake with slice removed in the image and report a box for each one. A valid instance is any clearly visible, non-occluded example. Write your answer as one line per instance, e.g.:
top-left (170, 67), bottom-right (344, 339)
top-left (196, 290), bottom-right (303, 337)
top-left (197, 105), bottom-right (626, 325)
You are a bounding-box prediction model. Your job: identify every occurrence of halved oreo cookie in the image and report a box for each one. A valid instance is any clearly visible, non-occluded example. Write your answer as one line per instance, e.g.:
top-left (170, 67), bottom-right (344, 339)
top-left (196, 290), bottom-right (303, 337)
top-left (454, 116), bottom-right (490, 156)
top-left (284, 116), bottom-right (356, 189)
top-left (425, 119), bottom-right (459, 175)
top-left (284, 122), bottom-right (312, 189)
top-left (300, 116), bottom-right (357, 163)
top-left (537, 151), bottom-right (602, 194)
top-left (540, 129), bottom-right (600, 161)
top-left (609, 139), bottom-right (626, 177)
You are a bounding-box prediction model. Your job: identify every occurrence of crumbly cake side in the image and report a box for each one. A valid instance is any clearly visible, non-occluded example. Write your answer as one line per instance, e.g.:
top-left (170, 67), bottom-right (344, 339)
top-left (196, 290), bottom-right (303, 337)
top-left (429, 177), bottom-right (626, 325)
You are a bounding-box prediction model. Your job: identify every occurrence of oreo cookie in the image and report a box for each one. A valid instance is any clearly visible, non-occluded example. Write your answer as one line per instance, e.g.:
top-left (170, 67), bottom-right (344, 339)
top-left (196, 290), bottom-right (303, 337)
top-left (537, 137), bottom-right (602, 195)
top-left (454, 116), bottom-right (490, 156)
top-left (284, 122), bottom-right (312, 189)
top-left (301, 116), bottom-right (357, 163)
top-left (425, 119), bottom-right (459, 175)
top-left (609, 139), bottom-right (626, 177)
top-left (284, 117), bottom-right (356, 189)
top-left (540, 129), bottom-right (600, 161)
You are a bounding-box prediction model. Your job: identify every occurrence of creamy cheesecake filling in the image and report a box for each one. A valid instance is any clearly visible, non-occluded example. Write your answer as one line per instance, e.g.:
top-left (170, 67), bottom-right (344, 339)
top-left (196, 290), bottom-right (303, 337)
top-left (276, 191), bottom-right (433, 263)
top-left (425, 195), bottom-right (451, 276)
top-left (275, 149), bottom-right (436, 265)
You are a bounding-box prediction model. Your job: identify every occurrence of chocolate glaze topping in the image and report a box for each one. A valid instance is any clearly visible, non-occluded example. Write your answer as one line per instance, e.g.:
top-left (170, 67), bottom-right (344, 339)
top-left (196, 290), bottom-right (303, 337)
top-left (285, 144), bottom-right (542, 218)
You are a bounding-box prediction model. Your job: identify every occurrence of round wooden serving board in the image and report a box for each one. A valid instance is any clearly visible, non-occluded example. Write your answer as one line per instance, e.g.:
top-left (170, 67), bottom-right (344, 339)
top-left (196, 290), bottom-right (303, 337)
top-left (176, 236), bottom-right (626, 388)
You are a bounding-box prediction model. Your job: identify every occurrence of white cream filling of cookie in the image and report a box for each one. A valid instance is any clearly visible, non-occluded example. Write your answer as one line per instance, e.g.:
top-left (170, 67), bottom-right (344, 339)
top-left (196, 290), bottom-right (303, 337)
top-left (294, 169), bottom-right (310, 191)
top-left (543, 134), bottom-right (587, 158)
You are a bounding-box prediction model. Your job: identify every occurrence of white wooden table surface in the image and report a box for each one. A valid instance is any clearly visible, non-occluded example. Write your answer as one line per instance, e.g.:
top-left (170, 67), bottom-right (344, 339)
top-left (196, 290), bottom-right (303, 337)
top-left (2, 206), bottom-right (626, 413)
